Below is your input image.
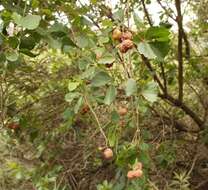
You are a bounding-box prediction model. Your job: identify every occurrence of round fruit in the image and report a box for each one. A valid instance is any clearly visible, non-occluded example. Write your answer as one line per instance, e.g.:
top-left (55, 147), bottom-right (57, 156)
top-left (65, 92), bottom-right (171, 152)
top-left (81, 105), bottom-right (90, 115)
top-left (133, 169), bottom-right (143, 178)
top-left (118, 43), bottom-right (128, 53)
top-left (121, 31), bottom-right (133, 41)
top-left (127, 170), bottom-right (135, 179)
top-left (118, 106), bottom-right (128, 116)
top-left (118, 39), bottom-right (134, 53)
top-left (103, 148), bottom-right (113, 159)
top-left (135, 162), bottom-right (143, 170)
top-left (112, 28), bottom-right (122, 40)
top-left (122, 39), bottom-right (134, 49)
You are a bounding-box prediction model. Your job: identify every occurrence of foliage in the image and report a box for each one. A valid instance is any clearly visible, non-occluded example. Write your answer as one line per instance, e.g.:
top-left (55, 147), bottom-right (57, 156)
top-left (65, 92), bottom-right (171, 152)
top-left (0, 0), bottom-right (208, 189)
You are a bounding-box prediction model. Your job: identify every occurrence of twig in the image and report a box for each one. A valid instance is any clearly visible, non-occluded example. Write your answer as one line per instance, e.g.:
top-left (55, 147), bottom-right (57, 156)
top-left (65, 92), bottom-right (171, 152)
top-left (148, 179), bottom-right (159, 190)
top-left (187, 154), bottom-right (198, 176)
top-left (156, 0), bottom-right (176, 21)
top-left (83, 95), bottom-right (108, 146)
top-left (159, 61), bottom-right (167, 94)
top-left (141, 55), bottom-right (165, 92)
top-left (141, 0), bottom-right (153, 26)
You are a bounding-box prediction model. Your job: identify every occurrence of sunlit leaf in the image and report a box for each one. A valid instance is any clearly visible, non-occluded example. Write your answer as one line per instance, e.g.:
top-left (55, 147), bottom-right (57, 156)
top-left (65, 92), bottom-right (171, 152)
top-left (125, 78), bottom-right (137, 96)
top-left (142, 81), bottom-right (158, 103)
top-left (91, 71), bottom-right (112, 87)
top-left (104, 85), bottom-right (117, 105)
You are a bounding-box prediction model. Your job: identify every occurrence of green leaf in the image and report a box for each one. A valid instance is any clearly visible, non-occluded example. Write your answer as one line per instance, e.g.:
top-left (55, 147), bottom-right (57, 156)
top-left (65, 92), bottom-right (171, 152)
top-left (19, 49), bottom-right (38, 57)
top-left (140, 142), bottom-right (150, 151)
top-left (8, 37), bottom-right (19, 49)
top-left (0, 53), bottom-right (6, 65)
top-left (62, 36), bottom-right (77, 48)
top-left (74, 96), bottom-right (83, 114)
top-left (111, 110), bottom-right (120, 123)
top-left (125, 78), bottom-right (137, 96)
top-left (146, 26), bottom-right (170, 42)
top-left (20, 35), bottom-right (36, 50)
top-left (98, 53), bottom-right (115, 64)
top-left (65, 92), bottom-right (80, 103)
top-left (81, 67), bottom-right (95, 79)
top-left (48, 23), bottom-right (68, 34)
top-left (12, 12), bottom-right (22, 25)
top-left (104, 86), bottom-right (117, 105)
top-left (137, 42), bottom-right (156, 59)
top-left (76, 35), bottom-right (89, 48)
top-left (91, 71), bottom-right (112, 87)
top-left (98, 36), bottom-right (109, 44)
top-left (47, 36), bottom-right (62, 49)
top-left (150, 42), bottom-right (170, 60)
top-left (20, 15), bottom-right (41, 30)
top-left (136, 97), bottom-right (148, 113)
top-left (108, 125), bottom-right (118, 147)
top-left (68, 81), bottom-right (80, 91)
top-left (6, 51), bottom-right (19, 62)
top-left (137, 41), bottom-right (169, 60)
top-left (13, 13), bottom-right (41, 30)
top-left (62, 108), bottom-right (74, 120)
top-left (142, 81), bottom-right (158, 103)
top-left (78, 58), bottom-right (89, 70)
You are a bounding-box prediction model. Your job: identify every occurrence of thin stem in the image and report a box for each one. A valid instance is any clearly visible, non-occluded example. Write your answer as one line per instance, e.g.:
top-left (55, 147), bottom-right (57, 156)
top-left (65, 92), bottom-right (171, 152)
top-left (159, 61), bottom-right (167, 94)
top-left (156, 0), bottom-right (176, 21)
top-left (83, 95), bottom-right (108, 146)
top-left (141, 0), bottom-right (153, 26)
top-left (141, 55), bottom-right (165, 92)
top-left (118, 52), bottom-right (131, 78)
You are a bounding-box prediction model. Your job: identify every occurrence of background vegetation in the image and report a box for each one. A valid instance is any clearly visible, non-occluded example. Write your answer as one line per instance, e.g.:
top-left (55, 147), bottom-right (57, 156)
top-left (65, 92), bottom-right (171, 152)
top-left (0, 0), bottom-right (208, 189)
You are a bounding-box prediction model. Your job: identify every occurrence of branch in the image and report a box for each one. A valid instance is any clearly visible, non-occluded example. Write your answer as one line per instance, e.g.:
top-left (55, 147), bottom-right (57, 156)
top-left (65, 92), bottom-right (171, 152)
top-left (141, 55), bottom-right (165, 92)
top-left (141, 0), bottom-right (153, 26)
top-left (156, 0), bottom-right (176, 21)
top-left (175, 0), bottom-right (184, 102)
top-left (159, 61), bottom-right (167, 94)
top-left (157, 0), bottom-right (190, 60)
top-left (159, 93), bottom-right (204, 129)
top-left (140, 54), bottom-right (204, 129)
top-left (83, 95), bottom-right (108, 146)
top-left (182, 30), bottom-right (190, 60)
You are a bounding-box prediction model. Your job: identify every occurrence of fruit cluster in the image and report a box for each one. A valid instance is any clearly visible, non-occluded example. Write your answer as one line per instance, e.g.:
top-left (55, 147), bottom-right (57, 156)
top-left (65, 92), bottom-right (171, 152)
top-left (101, 148), bottom-right (143, 180)
top-left (112, 28), bottom-right (134, 53)
top-left (127, 162), bottom-right (143, 180)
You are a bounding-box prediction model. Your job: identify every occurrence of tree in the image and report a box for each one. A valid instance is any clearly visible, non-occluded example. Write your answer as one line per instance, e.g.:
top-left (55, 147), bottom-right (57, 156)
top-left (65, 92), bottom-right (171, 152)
top-left (0, 0), bottom-right (208, 189)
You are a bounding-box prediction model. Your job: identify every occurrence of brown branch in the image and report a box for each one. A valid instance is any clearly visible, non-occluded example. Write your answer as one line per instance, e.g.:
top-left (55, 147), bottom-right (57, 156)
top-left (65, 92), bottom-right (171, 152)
top-left (117, 52), bottom-right (131, 78)
top-left (156, 0), bottom-right (176, 21)
top-left (182, 30), bottom-right (190, 60)
top-left (141, 55), bottom-right (165, 92)
top-left (157, 0), bottom-right (190, 60)
top-left (141, 0), bottom-right (153, 26)
top-left (175, 0), bottom-right (184, 102)
top-left (140, 54), bottom-right (204, 129)
top-left (159, 61), bottom-right (167, 94)
top-left (159, 93), bottom-right (204, 129)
